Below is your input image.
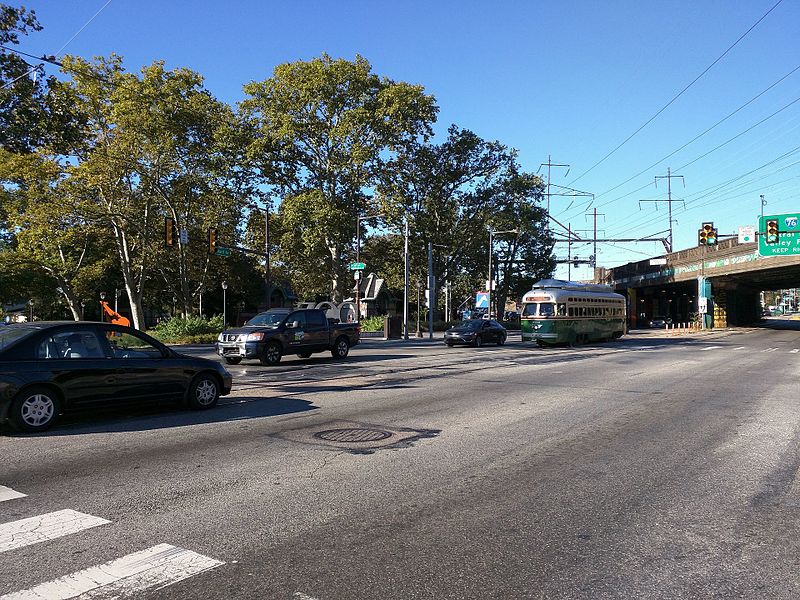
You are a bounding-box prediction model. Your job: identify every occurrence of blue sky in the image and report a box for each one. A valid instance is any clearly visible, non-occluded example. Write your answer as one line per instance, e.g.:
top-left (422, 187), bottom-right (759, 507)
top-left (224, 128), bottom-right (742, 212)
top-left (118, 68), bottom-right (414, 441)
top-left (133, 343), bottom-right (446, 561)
top-left (14, 0), bottom-right (800, 280)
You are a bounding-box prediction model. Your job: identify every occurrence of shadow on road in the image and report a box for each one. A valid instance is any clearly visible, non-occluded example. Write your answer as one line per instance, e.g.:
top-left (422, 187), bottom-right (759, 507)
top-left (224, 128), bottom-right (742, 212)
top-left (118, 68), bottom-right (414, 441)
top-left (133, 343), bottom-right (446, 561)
top-left (4, 395), bottom-right (317, 437)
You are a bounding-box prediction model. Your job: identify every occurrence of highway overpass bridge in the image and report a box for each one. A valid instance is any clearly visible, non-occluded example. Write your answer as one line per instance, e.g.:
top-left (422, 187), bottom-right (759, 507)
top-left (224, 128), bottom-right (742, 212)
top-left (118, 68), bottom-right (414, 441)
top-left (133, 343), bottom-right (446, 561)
top-left (598, 238), bottom-right (800, 329)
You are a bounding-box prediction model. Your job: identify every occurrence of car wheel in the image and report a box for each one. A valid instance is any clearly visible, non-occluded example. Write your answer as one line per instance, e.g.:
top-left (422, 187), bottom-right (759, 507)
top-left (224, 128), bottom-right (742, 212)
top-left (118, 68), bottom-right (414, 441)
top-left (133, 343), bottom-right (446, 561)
top-left (473, 335), bottom-right (483, 348)
top-left (498, 334), bottom-right (506, 346)
top-left (260, 342), bottom-right (282, 366)
top-left (224, 357), bottom-right (242, 365)
top-left (188, 374), bottom-right (220, 410)
top-left (297, 352), bottom-right (312, 359)
top-left (445, 342), bottom-right (454, 347)
top-left (331, 337), bottom-right (350, 359)
top-left (9, 386), bottom-right (61, 433)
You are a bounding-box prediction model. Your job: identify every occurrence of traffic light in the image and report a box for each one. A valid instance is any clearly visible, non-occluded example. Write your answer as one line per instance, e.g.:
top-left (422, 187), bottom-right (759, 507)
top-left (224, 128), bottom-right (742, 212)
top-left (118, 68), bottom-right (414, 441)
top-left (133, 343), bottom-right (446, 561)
top-left (208, 228), bottom-right (218, 255)
top-left (766, 219), bottom-right (779, 244)
top-left (164, 217), bottom-right (176, 248)
top-left (698, 222), bottom-right (717, 246)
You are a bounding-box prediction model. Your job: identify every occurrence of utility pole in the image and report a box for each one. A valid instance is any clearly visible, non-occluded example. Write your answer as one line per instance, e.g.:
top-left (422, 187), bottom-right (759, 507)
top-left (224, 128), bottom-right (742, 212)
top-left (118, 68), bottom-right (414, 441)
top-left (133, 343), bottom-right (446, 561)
top-left (403, 217), bottom-right (409, 340)
top-left (538, 156), bottom-right (570, 222)
top-left (640, 167), bottom-right (684, 253)
top-left (760, 194), bottom-right (767, 222)
top-left (428, 241), bottom-right (434, 340)
top-left (567, 223), bottom-right (572, 281)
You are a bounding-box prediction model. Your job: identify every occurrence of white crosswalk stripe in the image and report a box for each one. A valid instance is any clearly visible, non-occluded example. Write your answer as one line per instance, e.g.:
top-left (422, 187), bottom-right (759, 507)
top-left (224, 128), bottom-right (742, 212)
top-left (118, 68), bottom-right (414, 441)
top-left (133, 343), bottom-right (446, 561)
top-left (0, 544), bottom-right (224, 599)
top-left (763, 347), bottom-right (779, 352)
top-left (0, 510), bottom-right (110, 554)
top-left (0, 492), bottom-right (224, 599)
top-left (0, 486), bottom-right (26, 503)
top-left (791, 349), bottom-right (799, 354)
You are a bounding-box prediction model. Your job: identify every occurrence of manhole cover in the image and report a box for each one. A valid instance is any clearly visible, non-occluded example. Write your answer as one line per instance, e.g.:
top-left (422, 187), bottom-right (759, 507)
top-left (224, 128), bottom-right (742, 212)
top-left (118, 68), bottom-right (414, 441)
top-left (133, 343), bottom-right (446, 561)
top-left (313, 428), bottom-right (392, 443)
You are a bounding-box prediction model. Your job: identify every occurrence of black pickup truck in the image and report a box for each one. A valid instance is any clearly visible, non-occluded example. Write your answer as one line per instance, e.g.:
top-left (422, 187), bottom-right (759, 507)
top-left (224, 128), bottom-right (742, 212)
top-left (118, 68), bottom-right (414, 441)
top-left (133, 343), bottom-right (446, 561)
top-left (216, 308), bottom-right (360, 366)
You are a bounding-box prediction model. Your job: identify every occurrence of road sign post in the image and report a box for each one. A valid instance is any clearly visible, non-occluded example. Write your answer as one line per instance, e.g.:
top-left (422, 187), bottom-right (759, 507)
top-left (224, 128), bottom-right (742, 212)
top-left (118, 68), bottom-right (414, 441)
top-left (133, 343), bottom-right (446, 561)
top-left (758, 214), bottom-right (800, 257)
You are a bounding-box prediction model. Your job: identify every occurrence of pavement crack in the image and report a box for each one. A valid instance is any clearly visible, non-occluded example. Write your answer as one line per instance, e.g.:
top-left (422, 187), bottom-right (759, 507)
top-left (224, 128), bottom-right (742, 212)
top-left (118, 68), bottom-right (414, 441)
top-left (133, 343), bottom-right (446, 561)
top-left (308, 450), bottom-right (346, 479)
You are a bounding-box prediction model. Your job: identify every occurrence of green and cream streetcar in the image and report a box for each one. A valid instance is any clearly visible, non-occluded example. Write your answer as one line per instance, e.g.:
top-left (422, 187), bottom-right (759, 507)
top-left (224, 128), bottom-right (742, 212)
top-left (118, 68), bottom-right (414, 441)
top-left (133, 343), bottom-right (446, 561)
top-left (520, 279), bottom-right (626, 346)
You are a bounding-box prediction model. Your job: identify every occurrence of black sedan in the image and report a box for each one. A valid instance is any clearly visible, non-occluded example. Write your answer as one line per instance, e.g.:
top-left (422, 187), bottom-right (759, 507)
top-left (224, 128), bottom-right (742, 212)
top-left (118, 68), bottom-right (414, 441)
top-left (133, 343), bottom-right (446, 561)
top-left (0, 322), bottom-right (232, 433)
top-left (444, 319), bottom-right (507, 347)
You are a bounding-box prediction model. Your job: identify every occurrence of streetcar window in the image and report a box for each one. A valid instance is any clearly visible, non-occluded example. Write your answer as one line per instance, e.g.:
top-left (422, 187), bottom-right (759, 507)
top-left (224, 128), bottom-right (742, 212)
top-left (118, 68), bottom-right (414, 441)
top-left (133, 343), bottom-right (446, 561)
top-left (539, 303), bottom-right (555, 317)
top-left (522, 304), bottom-right (537, 317)
top-left (557, 303), bottom-right (567, 316)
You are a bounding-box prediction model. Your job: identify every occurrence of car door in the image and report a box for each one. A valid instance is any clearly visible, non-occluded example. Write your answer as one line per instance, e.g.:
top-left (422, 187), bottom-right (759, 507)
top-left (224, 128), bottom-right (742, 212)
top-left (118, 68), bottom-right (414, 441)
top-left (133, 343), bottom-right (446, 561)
top-left (303, 310), bottom-right (329, 350)
top-left (481, 320), bottom-right (495, 342)
top-left (34, 326), bottom-right (118, 407)
top-left (101, 327), bottom-right (186, 404)
top-left (284, 311), bottom-right (310, 352)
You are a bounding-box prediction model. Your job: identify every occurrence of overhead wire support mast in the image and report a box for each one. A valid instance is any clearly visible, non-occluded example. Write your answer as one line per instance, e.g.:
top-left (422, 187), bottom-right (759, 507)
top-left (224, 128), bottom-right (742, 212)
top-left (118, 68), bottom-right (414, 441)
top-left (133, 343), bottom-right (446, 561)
top-left (538, 156), bottom-right (570, 224)
top-left (639, 167), bottom-right (684, 253)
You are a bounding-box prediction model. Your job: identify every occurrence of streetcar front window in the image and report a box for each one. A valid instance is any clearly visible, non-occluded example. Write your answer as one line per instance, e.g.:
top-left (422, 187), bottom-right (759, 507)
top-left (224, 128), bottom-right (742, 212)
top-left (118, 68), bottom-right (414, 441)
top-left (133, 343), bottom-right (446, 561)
top-left (522, 304), bottom-right (537, 317)
top-left (538, 303), bottom-right (555, 317)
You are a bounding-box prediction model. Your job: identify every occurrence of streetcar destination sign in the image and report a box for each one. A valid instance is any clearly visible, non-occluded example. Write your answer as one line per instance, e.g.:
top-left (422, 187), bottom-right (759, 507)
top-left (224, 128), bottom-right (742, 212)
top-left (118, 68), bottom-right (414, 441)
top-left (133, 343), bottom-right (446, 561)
top-left (758, 213), bottom-right (800, 257)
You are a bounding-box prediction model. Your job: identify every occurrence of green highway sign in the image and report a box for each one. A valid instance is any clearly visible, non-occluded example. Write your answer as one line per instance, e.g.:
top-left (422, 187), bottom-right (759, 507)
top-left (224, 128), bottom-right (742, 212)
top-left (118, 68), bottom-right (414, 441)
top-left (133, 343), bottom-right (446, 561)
top-left (349, 262), bottom-right (366, 271)
top-left (759, 213), bottom-right (800, 257)
top-left (214, 247), bottom-right (232, 257)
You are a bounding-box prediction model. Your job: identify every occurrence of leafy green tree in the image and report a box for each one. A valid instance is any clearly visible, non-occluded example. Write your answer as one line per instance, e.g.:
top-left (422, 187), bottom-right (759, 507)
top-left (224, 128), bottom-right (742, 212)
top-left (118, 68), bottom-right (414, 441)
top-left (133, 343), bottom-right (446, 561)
top-left (60, 55), bottom-right (245, 328)
top-left (376, 126), bottom-right (554, 316)
top-left (0, 4), bottom-right (84, 153)
top-left (240, 54), bottom-right (438, 300)
top-left (0, 149), bottom-right (109, 319)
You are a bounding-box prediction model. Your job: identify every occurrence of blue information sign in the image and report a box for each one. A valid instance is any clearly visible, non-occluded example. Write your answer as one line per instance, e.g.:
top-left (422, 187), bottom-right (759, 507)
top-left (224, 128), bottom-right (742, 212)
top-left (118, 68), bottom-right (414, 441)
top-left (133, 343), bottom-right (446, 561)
top-left (475, 292), bottom-right (489, 309)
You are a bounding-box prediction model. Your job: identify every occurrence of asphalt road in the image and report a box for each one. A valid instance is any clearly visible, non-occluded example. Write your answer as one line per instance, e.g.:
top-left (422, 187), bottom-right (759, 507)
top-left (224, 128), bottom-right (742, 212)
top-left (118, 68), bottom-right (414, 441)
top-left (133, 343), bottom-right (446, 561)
top-left (2, 323), bottom-right (800, 599)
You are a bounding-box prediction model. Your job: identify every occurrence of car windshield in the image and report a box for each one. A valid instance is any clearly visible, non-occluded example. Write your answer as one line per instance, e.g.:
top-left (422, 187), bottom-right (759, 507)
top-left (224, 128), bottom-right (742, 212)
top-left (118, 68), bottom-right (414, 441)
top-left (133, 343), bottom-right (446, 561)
top-left (246, 312), bottom-right (288, 327)
top-left (456, 320), bottom-right (482, 330)
top-left (0, 326), bottom-right (35, 350)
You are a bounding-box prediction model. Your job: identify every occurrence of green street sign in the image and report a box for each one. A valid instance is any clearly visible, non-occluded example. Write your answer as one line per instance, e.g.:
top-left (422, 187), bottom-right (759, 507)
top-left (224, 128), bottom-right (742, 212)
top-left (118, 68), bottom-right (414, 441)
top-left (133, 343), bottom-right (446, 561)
top-left (215, 247), bottom-right (232, 257)
top-left (759, 214), bottom-right (800, 257)
top-left (349, 262), bottom-right (366, 271)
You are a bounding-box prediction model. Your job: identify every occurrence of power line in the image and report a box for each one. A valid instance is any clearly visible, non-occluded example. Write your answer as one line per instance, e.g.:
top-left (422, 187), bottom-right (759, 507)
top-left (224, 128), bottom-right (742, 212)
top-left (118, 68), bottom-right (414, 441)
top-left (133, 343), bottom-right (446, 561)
top-left (566, 0), bottom-right (785, 186)
top-left (592, 61), bottom-right (800, 202)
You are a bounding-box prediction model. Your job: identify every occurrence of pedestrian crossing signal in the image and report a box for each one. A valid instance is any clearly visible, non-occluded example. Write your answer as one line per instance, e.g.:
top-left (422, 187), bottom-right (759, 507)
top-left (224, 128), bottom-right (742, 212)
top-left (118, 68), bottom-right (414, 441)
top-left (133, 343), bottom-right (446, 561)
top-left (765, 219), bottom-right (779, 244)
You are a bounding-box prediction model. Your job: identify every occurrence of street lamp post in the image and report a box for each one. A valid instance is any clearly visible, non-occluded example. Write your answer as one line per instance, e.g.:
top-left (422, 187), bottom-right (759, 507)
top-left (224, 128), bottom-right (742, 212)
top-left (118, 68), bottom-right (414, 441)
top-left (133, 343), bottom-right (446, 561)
top-left (28, 299), bottom-right (34, 322)
top-left (416, 280), bottom-right (422, 338)
top-left (355, 213), bottom-right (383, 322)
top-left (80, 301), bottom-right (86, 321)
top-left (487, 229), bottom-right (518, 319)
top-left (99, 292), bottom-right (106, 323)
top-left (221, 281), bottom-right (228, 328)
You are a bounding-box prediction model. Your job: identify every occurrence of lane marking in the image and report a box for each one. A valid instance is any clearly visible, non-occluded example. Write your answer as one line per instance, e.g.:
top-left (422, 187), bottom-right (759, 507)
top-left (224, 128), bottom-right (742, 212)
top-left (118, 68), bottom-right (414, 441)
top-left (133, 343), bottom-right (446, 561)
top-left (0, 510), bottom-right (110, 554)
top-left (0, 486), bottom-right (26, 503)
top-left (791, 349), bottom-right (799, 354)
top-left (0, 543), bottom-right (223, 599)
top-left (734, 346), bottom-right (746, 350)
top-left (294, 594), bottom-right (322, 600)
top-left (703, 346), bottom-right (723, 351)
top-left (763, 347), bottom-right (779, 353)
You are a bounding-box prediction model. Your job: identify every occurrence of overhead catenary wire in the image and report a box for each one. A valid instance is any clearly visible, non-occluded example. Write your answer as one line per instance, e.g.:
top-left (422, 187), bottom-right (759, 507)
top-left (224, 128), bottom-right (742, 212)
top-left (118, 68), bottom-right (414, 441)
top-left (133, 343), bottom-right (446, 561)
top-left (0, 0), bottom-right (114, 90)
top-left (566, 0), bottom-right (785, 187)
top-left (590, 62), bottom-right (800, 203)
